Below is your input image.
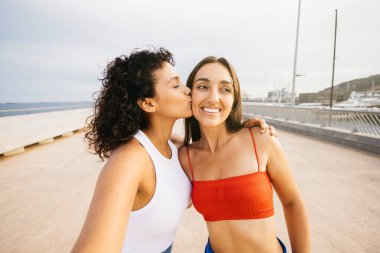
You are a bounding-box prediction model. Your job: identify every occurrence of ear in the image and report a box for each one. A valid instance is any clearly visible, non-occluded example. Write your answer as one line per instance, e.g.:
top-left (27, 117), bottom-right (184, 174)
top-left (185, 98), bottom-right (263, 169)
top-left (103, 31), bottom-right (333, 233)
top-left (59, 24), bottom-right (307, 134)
top-left (137, 98), bottom-right (157, 113)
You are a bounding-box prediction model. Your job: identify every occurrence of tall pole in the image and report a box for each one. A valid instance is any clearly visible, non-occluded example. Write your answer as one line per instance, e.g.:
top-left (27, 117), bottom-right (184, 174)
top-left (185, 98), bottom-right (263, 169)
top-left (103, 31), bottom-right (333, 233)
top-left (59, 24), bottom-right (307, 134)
top-left (330, 9), bottom-right (338, 109)
top-left (291, 0), bottom-right (302, 106)
top-left (372, 80), bottom-right (375, 97)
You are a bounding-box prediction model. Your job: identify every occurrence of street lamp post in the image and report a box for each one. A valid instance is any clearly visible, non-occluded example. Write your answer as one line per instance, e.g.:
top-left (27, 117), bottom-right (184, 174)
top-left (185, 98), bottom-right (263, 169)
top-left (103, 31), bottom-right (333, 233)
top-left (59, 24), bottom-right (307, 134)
top-left (291, 0), bottom-right (302, 106)
top-left (329, 9), bottom-right (338, 109)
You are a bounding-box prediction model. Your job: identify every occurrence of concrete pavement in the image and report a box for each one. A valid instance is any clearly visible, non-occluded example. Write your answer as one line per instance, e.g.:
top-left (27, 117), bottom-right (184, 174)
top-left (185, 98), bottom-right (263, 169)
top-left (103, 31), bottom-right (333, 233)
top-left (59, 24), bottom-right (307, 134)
top-left (0, 128), bottom-right (379, 252)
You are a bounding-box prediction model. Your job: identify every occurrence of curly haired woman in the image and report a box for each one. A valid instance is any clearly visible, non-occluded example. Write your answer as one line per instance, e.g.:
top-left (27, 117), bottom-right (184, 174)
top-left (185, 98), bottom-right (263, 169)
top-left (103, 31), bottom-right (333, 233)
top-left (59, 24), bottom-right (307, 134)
top-left (71, 48), bottom-right (274, 253)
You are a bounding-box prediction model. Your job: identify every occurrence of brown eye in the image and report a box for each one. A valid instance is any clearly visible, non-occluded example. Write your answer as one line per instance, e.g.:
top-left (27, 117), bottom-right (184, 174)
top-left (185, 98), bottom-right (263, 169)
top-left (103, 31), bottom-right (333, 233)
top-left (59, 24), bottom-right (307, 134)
top-left (197, 85), bottom-right (208, 89)
top-left (221, 88), bottom-right (231, 93)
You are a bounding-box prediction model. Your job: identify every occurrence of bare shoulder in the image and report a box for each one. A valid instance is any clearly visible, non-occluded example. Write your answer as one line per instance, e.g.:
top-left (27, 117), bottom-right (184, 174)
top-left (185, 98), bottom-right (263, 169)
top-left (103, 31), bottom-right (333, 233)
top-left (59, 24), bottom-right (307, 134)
top-left (93, 139), bottom-right (151, 215)
top-left (109, 138), bottom-right (148, 164)
top-left (71, 138), bottom-right (151, 252)
top-left (101, 138), bottom-right (151, 185)
top-left (233, 128), bottom-right (282, 164)
top-left (178, 143), bottom-right (197, 181)
top-left (247, 127), bottom-right (280, 150)
top-left (178, 146), bottom-right (188, 170)
top-left (178, 146), bottom-right (188, 164)
top-left (232, 127), bottom-right (274, 145)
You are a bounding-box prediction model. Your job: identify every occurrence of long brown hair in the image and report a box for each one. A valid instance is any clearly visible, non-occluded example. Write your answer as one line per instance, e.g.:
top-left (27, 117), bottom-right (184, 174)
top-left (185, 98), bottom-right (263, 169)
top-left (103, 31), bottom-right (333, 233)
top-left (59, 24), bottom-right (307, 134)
top-left (184, 56), bottom-right (243, 145)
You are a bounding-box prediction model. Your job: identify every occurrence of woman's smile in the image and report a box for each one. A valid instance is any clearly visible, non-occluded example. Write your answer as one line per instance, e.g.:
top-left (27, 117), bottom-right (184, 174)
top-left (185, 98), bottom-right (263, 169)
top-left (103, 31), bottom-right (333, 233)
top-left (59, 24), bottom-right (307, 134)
top-left (202, 107), bottom-right (221, 113)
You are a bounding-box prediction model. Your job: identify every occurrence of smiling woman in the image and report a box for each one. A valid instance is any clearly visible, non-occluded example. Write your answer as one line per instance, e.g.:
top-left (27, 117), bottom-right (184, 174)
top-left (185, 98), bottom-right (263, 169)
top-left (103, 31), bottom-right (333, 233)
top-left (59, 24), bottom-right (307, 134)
top-left (184, 56), bottom-right (243, 144)
top-left (191, 62), bottom-right (235, 128)
top-left (180, 56), bottom-right (310, 253)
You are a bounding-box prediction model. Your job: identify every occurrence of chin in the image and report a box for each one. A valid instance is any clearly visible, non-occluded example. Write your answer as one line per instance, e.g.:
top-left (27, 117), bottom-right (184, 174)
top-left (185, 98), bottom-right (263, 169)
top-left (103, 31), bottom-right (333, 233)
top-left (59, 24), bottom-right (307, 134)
top-left (197, 119), bottom-right (225, 127)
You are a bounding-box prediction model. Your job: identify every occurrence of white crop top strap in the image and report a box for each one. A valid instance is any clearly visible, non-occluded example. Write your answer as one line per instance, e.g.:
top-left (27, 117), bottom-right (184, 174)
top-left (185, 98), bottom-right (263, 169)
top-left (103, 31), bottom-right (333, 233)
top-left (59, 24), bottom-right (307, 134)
top-left (122, 130), bottom-right (191, 253)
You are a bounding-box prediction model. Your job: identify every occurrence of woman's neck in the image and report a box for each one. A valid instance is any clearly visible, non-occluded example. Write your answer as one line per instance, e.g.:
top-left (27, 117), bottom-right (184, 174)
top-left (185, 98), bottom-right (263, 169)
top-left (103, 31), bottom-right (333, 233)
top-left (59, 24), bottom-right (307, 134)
top-left (142, 117), bottom-right (175, 157)
top-left (198, 124), bottom-right (231, 153)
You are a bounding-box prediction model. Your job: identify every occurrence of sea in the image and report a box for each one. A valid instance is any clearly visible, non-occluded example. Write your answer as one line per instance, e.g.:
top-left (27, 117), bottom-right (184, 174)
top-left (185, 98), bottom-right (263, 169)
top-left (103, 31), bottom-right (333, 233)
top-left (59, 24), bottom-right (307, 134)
top-left (0, 101), bottom-right (93, 117)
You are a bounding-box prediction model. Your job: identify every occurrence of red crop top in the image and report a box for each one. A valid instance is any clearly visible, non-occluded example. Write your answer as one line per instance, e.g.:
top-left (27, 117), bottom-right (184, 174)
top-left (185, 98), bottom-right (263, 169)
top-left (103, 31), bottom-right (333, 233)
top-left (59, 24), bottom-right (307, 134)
top-left (187, 128), bottom-right (274, 222)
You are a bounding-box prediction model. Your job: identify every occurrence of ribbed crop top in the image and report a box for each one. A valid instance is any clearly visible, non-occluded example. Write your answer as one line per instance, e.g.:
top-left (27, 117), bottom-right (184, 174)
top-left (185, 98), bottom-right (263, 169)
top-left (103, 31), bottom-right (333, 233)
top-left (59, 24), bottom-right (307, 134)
top-left (187, 128), bottom-right (274, 222)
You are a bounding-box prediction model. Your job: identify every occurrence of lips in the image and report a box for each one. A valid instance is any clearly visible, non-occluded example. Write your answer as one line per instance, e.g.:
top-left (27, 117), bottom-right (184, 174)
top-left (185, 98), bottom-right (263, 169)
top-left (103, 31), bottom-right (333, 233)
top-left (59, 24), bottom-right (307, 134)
top-left (201, 107), bottom-right (221, 113)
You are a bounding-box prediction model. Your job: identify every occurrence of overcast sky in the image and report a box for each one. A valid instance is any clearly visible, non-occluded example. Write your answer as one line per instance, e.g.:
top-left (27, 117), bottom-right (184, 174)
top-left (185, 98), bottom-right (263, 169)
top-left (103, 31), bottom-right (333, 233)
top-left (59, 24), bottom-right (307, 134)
top-left (0, 0), bottom-right (379, 102)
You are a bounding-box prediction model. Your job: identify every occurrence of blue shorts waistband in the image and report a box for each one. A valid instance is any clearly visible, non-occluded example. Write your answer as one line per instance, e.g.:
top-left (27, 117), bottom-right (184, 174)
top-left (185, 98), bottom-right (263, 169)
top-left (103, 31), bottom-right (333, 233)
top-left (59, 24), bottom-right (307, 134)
top-left (204, 237), bottom-right (287, 253)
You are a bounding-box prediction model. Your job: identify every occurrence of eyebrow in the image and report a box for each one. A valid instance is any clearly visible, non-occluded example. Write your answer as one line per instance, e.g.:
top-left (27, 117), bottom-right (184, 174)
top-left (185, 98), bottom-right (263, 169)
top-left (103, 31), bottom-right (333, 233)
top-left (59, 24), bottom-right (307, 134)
top-left (194, 78), bottom-right (232, 85)
top-left (167, 76), bottom-right (180, 83)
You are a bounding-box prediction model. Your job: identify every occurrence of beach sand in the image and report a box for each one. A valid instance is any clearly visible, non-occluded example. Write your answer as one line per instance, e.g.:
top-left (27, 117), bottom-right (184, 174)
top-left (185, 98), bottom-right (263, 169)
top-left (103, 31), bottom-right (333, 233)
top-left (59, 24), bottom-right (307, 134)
top-left (0, 126), bottom-right (379, 252)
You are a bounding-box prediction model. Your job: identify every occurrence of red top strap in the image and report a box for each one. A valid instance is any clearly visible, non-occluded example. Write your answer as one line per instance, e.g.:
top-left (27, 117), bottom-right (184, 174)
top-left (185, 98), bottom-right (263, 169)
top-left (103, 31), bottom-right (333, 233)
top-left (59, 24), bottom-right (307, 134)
top-left (186, 147), bottom-right (195, 182)
top-left (248, 128), bottom-right (260, 170)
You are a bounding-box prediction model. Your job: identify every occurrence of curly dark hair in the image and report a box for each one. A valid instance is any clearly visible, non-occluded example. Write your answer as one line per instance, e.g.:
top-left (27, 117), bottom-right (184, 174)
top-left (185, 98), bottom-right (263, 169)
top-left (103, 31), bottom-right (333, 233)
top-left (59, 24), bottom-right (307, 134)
top-left (85, 47), bottom-right (174, 160)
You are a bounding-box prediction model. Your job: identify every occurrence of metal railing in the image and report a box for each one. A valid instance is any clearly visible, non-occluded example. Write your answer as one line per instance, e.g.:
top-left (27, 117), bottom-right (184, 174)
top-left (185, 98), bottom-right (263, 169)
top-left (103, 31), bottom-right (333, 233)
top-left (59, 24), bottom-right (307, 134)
top-left (243, 103), bottom-right (380, 137)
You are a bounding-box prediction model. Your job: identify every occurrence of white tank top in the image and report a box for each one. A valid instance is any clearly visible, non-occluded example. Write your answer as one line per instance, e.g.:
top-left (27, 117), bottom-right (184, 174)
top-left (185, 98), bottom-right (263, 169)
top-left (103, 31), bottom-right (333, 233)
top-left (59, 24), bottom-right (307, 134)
top-left (121, 130), bottom-right (191, 253)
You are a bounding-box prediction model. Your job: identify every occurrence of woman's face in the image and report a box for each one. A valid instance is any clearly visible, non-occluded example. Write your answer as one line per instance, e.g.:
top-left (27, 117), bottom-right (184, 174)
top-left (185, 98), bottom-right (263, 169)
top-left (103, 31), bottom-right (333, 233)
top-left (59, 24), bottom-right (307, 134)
top-left (152, 62), bottom-right (193, 119)
top-left (191, 63), bottom-right (234, 127)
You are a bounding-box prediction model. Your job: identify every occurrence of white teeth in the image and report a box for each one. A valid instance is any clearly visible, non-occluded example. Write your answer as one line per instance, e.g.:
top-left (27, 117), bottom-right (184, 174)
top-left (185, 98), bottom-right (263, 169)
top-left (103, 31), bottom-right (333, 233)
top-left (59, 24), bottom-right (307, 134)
top-left (202, 108), bottom-right (220, 113)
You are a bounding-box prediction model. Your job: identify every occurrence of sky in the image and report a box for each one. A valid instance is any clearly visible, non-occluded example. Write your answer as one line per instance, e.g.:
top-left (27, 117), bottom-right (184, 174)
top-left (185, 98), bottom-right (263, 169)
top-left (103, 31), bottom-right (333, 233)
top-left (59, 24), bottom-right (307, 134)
top-left (0, 0), bottom-right (379, 102)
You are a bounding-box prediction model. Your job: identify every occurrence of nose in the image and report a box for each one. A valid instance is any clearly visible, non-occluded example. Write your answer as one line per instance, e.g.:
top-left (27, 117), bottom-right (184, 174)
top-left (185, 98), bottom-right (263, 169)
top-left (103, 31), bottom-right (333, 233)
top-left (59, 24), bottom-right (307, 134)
top-left (184, 86), bottom-right (191, 96)
top-left (207, 87), bottom-right (219, 103)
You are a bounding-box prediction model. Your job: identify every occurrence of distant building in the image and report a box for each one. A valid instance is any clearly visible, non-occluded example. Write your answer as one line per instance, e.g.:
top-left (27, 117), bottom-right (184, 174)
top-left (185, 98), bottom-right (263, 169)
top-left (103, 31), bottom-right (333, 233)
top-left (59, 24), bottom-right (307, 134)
top-left (267, 88), bottom-right (292, 103)
top-left (299, 92), bottom-right (343, 105)
top-left (242, 91), bottom-right (253, 101)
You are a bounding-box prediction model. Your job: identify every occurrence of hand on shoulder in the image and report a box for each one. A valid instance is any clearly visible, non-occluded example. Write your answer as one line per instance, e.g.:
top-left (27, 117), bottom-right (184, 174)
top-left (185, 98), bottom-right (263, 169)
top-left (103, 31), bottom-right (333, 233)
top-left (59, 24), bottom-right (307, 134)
top-left (248, 126), bottom-right (277, 143)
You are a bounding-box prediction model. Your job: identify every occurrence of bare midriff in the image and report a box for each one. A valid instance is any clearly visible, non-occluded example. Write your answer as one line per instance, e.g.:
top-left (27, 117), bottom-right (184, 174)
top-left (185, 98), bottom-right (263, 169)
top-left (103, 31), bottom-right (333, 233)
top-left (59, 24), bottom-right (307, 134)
top-left (206, 217), bottom-right (283, 253)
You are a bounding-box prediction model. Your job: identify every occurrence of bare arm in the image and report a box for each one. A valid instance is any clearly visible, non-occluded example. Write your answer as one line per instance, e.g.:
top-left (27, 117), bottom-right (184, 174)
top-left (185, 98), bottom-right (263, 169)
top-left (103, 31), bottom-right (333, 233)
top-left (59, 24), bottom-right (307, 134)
top-left (71, 141), bottom-right (149, 253)
top-left (178, 146), bottom-right (193, 182)
top-left (178, 147), bottom-right (193, 208)
top-left (266, 136), bottom-right (310, 253)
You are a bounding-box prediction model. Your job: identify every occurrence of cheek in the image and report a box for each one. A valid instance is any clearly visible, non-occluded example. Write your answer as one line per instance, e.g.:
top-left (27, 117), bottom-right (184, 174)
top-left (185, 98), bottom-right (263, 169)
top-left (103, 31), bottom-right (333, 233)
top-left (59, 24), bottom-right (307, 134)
top-left (191, 97), bottom-right (203, 113)
top-left (190, 90), bottom-right (204, 105)
top-left (159, 91), bottom-right (187, 110)
top-left (191, 102), bottom-right (197, 113)
top-left (224, 95), bottom-right (234, 108)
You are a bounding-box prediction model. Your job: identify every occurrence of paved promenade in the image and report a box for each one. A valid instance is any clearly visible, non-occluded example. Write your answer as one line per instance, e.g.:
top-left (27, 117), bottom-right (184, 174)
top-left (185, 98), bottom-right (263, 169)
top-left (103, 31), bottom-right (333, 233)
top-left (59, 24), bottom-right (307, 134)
top-left (0, 127), bottom-right (379, 252)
